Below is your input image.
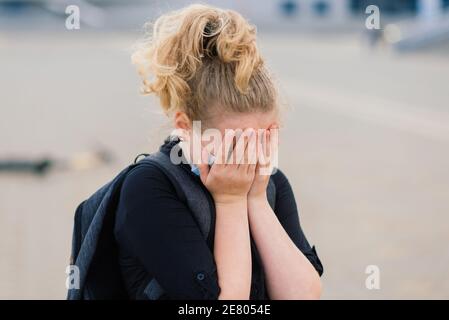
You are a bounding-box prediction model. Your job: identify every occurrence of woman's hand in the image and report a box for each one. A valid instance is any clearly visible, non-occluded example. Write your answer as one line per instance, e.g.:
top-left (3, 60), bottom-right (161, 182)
top-left (245, 129), bottom-right (322, 299)
top-left (248, 129), bottom-right (277, 202)
top-left (197, 130), bottom-right (257, 205)
top-left (197, 130), bottom-right (256, 299)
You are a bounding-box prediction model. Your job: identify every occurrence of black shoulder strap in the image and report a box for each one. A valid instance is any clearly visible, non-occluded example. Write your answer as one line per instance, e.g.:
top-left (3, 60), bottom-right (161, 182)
top-left (139, 152), bottom-right (213, 240)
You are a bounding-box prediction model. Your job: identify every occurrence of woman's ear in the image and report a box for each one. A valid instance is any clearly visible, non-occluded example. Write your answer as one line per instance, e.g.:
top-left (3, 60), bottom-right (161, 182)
top-left (174, 111), bottom-right (191, 131)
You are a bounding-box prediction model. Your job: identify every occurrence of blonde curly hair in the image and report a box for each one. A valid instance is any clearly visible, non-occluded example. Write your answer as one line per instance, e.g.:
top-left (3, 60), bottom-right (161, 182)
top-left (132, 4), bottom-right (278, 122)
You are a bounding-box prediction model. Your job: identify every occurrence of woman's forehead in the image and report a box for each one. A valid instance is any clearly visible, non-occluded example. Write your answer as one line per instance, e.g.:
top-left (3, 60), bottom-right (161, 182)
top-left (212, 110), bottom-right (279, 130)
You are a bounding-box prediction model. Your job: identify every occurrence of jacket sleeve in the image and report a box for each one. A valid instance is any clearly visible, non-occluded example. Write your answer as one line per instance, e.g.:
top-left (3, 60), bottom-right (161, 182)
top-left (271, 169), bottom-right (324, 276)
top-left (115, 164), bottom-right (220, 299)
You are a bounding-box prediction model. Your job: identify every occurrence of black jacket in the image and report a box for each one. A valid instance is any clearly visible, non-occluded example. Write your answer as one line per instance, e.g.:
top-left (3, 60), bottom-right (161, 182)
top-left (114, 138), bottom-right (323, 299)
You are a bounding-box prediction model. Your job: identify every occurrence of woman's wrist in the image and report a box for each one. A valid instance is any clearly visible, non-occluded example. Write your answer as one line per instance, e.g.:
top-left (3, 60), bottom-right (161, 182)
top-left (213, 194), bottom-right (248, 206)
top-left (214, 196), bottom-right (248, 216)
top-left (248, 194), bottom-right (269, 206)
top-left (247, 195), bottom-right (271, 217)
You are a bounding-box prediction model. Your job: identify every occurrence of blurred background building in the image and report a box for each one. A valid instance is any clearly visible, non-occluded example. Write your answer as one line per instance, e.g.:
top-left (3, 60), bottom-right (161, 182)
top-left (1, 0), bottom-right (449, 299)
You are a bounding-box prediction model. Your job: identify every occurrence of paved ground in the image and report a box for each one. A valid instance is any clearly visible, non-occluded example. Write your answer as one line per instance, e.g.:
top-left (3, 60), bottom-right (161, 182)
top-left (1, 31), bottom-right (448, 299)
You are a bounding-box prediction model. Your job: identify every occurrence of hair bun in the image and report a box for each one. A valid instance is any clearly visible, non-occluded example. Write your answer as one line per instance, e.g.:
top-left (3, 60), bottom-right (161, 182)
top-left (132, 4), bottom-right (263, 114)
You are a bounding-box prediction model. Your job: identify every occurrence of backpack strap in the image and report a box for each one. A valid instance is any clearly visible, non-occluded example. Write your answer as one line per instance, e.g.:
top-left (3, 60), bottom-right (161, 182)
top-left (140, 152), bottom-right (213, 242)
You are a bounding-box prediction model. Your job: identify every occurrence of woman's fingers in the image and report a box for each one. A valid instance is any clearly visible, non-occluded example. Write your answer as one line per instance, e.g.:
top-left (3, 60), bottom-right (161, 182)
top-left (216, 130), bottom-right (235, 165)
top-left (263, 130), bottom-right (268, 157)
top-left (261, 128), bottom-right (278, 176)
top-left (247, 130), bottom-right (257, 174)
top-left (265, 129), bottom-right (273, 175)
top-left (214, 128), bottom-right (275, 171)
top-left (268, 128), bottom-right (278, 171)
top-left (267, 129), bottom-right (271, 161)
top-left (257, 129), bottom-right (268, 167)
top-left (235, 129), bottom-right (254, 166)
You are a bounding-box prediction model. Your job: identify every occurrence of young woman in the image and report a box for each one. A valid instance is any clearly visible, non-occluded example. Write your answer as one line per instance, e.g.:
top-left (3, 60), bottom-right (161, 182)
top-left (114, 4), bottom-right (323, 300)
